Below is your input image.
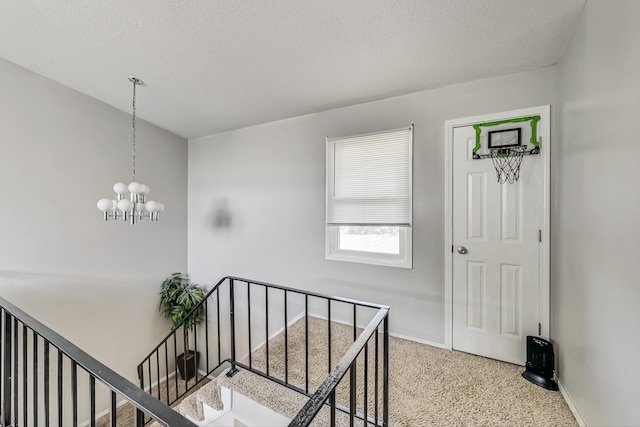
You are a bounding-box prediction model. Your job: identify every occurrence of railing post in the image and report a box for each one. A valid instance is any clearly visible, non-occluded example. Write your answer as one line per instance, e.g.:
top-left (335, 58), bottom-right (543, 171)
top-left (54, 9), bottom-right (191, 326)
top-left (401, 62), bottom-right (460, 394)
top-left (137, 364), bottom-right (144, 389)
top-left (383, 315), bottom-right (389, 427)
top-left (134, 408), bottom-right (145, 427)
top-left (3, 311), bottom-right (12, 427)
top-left (329, 390), bottom-right (336, 426)
top-left (227, 278), bottom-right (239, 377)
top-left (349, 364), bottom-right (356, 427)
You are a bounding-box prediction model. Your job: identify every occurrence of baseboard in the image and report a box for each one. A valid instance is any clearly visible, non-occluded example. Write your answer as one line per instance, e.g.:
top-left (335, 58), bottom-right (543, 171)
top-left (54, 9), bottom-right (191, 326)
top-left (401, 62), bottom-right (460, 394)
top-left (388, 331), bottom-right (448, 350)
top-left (236, 311), bottom-right (307, 361)
top-left (300, 313), bottom-right (449, 350)
top-left (309, 312), bottom-right (370, 330)
top-left (557, 376), bottom-right (586, 427)
top-left (144, 370), bottom-right (177, 394)
top-left (80, 370), bottom-right (179, 427)
top-left (198, 363), bottom-right (229, 379)
top-left (80, 396), bottom-right (130, 427)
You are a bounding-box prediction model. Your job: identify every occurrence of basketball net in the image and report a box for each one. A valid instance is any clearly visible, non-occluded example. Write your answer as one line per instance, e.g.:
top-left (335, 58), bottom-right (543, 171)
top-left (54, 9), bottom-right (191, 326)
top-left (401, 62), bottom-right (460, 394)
top-left (490, 146), bottom-right (526, 184)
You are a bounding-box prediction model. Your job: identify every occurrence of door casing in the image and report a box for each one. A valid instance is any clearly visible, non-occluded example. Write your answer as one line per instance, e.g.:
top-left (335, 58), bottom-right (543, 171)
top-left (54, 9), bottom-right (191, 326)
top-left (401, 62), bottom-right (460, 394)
top-left (443, 105), bottom-right (551, 350)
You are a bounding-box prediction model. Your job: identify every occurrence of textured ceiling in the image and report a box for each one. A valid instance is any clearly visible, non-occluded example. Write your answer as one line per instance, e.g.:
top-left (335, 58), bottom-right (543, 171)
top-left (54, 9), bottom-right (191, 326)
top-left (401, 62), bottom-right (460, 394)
top-left (0, 0), bottom-right (585, 139)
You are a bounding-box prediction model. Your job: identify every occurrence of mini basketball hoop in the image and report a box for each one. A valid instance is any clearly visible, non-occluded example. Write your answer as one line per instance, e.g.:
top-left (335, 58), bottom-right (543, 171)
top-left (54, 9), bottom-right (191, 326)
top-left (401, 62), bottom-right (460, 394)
top-left (490, 146), bottom-right (527, 184)
top-left (472, 115), bottom-right (541, 184)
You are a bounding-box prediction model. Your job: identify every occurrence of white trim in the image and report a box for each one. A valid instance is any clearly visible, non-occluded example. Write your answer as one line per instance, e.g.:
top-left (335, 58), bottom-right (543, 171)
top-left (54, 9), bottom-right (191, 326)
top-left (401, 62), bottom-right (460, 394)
top-left (143, 370), bottom-right (177, 394)
top-left (327, 125), bottom-right (413, 142)
top-left (558, 377), bottom-right (587, 427)
top-left (307, 312), bottom-right (448, 350)
top-left (83, 371), bottom-right (181, 425)
top-left (443, 105), bottom-right (551, 351)
top-left (538, 106), bottom-right (551, 339)
top-left (198, 367), bottom-right (224, 378)
top-left (444, 114), bottom-right (454, 349)
top-left (80, 396), bottom-right (130, 427)
top-left (237, 311), bottom-right (307, 361)
top-left (311, 312), bottom-right (387, 333)
top-left (83, 371), bottom-right (182, 426)
top-left (388, 331), bottom-right (448, 350)
top-left (326, 225), bottom-right (413, 269)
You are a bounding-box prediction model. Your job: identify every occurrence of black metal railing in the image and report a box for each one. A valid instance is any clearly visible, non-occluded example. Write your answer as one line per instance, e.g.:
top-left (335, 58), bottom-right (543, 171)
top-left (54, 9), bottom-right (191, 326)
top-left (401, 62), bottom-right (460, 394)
top-left (138, 276), bottom-right (390, 427)
top-left (0, 296), bottom-right (196, 427)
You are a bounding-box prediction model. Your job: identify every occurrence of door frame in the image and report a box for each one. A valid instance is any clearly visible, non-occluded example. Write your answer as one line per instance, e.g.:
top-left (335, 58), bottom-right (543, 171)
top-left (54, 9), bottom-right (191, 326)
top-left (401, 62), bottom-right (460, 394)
top-left (443, 105), bottom-right (551, 350)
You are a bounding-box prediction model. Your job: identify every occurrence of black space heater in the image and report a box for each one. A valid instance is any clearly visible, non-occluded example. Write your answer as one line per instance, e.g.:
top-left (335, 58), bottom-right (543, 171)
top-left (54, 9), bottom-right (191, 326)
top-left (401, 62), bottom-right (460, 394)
top-left (522, 336), bottom-right (559, 390)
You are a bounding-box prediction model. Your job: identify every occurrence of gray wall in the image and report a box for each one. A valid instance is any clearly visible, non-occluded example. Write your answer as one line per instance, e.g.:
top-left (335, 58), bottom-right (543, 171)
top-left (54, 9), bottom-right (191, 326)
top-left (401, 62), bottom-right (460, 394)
top-left (188, 67), bottom-right (557, 345)
top-left (0, 58), bottom-right (188, 383)
top-left (553, 1), bottom-right (640, 425)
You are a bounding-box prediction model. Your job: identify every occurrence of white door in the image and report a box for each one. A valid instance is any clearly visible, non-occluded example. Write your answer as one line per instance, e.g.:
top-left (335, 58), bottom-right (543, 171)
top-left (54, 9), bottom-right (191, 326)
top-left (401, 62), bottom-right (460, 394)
top-left (451, 124), bottom-right (541, 365)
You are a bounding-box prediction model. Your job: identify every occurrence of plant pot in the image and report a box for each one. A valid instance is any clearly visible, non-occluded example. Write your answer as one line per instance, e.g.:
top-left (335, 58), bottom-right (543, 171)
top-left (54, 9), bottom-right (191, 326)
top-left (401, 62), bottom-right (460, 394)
top-left (176, 350), bottom-right (199, 381)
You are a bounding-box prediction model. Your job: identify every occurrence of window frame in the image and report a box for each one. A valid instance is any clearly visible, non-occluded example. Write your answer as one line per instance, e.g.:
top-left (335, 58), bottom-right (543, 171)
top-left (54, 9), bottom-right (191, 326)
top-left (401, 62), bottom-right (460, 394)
top-left (325, 126), bottom-right (413, 269)
top-left (325, 225), bottom-right (413, 268)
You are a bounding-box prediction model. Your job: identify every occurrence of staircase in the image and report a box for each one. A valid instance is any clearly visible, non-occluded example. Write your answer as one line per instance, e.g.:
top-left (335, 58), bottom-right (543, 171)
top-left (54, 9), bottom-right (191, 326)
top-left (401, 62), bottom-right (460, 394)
top-left (0, 276), bottom-right (389, 426)
top-left (137, 276), bottom-right (390, 427)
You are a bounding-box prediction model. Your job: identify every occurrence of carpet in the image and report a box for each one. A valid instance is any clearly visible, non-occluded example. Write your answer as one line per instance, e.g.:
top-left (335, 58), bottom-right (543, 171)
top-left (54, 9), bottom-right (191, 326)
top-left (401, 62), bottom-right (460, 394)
top-left (220, 316), bottom-right (577, 427)
top-left (99, 316), bottom-right (577, 426)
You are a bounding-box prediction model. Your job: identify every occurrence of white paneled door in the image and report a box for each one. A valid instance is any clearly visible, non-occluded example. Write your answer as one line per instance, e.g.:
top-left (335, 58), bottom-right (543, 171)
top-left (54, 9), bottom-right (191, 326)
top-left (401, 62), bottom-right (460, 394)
top-left (452, 125), bottom-right (541, 365)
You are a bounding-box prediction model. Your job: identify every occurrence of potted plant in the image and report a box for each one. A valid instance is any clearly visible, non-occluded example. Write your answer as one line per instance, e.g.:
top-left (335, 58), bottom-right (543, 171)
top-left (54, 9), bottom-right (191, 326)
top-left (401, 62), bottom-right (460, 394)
top-left (159, 272), bottom-right (205, 381)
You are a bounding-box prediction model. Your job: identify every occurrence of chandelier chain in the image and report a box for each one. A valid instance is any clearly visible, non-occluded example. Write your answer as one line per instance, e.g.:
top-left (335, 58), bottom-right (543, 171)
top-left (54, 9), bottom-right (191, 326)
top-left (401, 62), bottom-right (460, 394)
top-left (132, 79), bottom-right (137, 183)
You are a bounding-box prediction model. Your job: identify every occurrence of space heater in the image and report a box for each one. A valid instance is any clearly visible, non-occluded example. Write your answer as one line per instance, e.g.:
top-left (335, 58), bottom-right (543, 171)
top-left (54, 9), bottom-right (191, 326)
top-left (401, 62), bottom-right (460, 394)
top-left (522, 336), bottom-right (559, 390)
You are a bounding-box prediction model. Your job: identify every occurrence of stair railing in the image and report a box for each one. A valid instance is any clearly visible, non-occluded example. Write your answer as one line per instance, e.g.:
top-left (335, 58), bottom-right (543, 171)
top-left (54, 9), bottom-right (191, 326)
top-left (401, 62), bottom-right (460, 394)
top-left (137, 276), bottom-right (229, 412)
top-left (0, 295), bottom-right (196, 427)
top-left (289, 306), bottom-right (389, 427)
top-left (138, 276), bottom-right (390, 427)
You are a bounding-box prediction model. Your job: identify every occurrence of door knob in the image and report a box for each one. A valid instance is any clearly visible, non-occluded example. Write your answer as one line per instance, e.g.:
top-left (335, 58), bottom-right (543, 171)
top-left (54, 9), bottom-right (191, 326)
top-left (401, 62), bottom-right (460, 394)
top-left (457, 246), bottom-right (468, 255)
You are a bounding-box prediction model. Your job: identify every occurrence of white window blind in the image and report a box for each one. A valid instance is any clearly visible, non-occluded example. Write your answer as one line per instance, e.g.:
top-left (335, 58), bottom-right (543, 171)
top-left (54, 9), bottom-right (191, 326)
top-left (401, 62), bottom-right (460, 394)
top-left (327, 126), bottom-right (412, 226)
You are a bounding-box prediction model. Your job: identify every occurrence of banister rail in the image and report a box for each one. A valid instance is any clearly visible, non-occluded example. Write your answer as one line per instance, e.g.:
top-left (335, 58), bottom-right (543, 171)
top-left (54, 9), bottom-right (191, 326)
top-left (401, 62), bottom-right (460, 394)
top-left (142, 274), bottom-right (388, 365)
top-left (0, 295), bottom-right (196, 427)
top-left (224, 276), bottom-right (390, 310)
top-left (288, 307), bottom-right (389, 426)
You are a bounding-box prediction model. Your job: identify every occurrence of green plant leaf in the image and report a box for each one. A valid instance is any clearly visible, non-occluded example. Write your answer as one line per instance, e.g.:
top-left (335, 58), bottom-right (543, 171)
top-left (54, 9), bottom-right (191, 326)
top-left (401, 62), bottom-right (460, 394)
top-left (158, 273), bottom-right (206, 331)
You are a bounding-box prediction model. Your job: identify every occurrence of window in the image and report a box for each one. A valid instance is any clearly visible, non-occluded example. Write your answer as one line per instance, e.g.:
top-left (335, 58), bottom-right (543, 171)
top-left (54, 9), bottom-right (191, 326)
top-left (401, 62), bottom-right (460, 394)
top-left (326, 126), bottom-right (413, 268)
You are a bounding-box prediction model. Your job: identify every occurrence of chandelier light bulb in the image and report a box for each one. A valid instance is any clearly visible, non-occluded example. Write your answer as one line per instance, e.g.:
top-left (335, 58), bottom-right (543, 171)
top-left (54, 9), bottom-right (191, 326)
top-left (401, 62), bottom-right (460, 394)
top-left (97, 199), bottom-right (115, 212)
top-left (145, 201), bottom-right (158, 213)
top-left (113, 182), bottom-right (128, 195)
top-left (140, 184), bottom-right (150, 195)
top-left (117, 199), bottom-right (133, 212)
top-left (128, 181), bottom-right (144, 194)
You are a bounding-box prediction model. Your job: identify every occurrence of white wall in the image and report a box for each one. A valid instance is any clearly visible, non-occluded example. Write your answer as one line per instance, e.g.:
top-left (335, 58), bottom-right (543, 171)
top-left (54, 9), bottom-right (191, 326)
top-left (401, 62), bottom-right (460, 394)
top-left (0, 58), bottom-right (188, 383)
top-left (553, 1), bottom-right (640, 425)
top-left (188, 67), bottom-right (557, 345)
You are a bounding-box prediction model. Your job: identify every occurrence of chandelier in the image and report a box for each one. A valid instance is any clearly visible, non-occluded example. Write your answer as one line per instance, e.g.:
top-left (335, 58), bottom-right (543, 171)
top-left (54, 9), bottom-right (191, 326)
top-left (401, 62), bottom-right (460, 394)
top-left (97, 77), bottom-right (164, 224)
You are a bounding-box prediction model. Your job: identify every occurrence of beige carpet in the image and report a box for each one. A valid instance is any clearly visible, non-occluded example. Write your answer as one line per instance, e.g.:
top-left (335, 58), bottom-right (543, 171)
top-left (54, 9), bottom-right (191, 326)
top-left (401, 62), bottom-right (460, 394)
top-left (221, 317), bottom-right (577, 427)
top-left (99, 316), bottom-right (577, 426)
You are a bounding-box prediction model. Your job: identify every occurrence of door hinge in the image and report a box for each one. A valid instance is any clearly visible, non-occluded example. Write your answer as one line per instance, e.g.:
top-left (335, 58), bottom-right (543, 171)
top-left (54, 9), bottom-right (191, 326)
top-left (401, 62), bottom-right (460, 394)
top-left (452, 245), bottom-right (454, 253)
top-left (538, 229), bottom-right (542, 243)
top-left (538, 323), bottom-right (542, 335)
